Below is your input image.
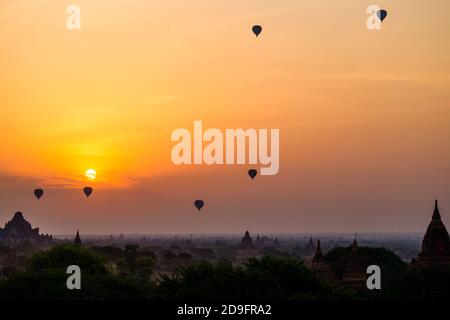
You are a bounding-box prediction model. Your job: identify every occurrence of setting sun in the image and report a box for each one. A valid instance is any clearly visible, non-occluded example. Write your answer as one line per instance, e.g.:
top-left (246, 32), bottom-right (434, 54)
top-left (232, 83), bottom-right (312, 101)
top-left (85, 169), bottom-right (97, 180)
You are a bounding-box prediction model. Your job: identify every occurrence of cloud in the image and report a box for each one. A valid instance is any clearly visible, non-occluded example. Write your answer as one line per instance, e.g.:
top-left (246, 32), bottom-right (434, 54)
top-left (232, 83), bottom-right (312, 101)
top-left (0, 172), bottom-right (40, 185)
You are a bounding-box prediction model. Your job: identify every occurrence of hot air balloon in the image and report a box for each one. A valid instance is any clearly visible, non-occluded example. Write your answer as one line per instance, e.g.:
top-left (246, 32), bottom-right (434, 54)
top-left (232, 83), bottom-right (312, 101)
top-left (194, 200), bottom-right (204, 211)
top-left (34, 188), bottom-right (44, 200)
top-left (248, 169), bottom-right (257, 180)
top-left (83, 187), bottom-right (93, 198)
top-left (377, 9), bottom-right (387, 22)
top-left (252, 25), bottom-right (262, 37)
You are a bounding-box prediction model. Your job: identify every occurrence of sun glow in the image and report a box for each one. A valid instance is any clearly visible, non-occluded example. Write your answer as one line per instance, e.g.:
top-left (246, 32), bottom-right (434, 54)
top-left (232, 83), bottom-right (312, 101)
top-left (85, 169), bottom-right (97, 180)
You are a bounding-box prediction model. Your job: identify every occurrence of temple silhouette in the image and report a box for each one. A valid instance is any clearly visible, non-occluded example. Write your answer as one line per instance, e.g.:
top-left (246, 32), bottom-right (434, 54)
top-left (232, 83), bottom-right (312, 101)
top-left (341, 238), bottom-right (366, 290)
top-left (412, 200), bottom-right (450, 267)
top-left (240, 231), bottom-right (255, 250)
top-left (311, 200), bottom-right (450, 291)
top-left (1, 199), bottom-right (449, 291)
top-left (309, 240), bottom-right (336, 283)
top-left (74, 229), bottom-right (82, 246)
top-left (0, 212), bottom-right (52, 245)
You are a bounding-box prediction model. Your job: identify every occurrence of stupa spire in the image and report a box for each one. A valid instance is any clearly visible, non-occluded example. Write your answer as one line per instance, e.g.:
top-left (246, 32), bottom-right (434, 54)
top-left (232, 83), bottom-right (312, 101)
top-left (433, 199), bottom-right (441, 220)
top-left (414, 200), bottom-right (450, 267)
top-left (74, 229), bottom-right (82, 245)
top-left (316, 239), bottom-right (322, 256)
top-left (312, 239), bottom-right (325, 263)
top-left (351, 237), bottom-right (358, 254)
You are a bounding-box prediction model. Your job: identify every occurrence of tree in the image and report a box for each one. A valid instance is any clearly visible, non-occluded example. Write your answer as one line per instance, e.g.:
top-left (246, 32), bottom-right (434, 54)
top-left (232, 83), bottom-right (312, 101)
top-left (135, 257), bottom-right (156, 280)
top-left (325, 245), bottom-right (407, 298)
top-left (383, 265), bottom-right (450, 299)
top-left (26, 244), bottom-right (108, 274)
top-left (156, 256), bottom-right (356, 300)
top-left (92, 246), bottom-right (124, 262)
top-left (138, 249), bottom-right (157, 261)
top-left (124, 244), bottom-right (139, 273)
top-left (177, 252), bottom-right (193, 265)
top-left (161, 249), bottom-right (177, 262)
top-left (116, 245), bottom-right (156, 280)
top-left (0, 244), bottom-right (151, 299)
top-left (262, 247), bottom-right (290, 258)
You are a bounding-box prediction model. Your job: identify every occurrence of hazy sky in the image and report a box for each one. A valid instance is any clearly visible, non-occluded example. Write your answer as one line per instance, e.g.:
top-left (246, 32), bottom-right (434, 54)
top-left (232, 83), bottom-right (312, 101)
top-left (0, 0), bottom-right (449, 234)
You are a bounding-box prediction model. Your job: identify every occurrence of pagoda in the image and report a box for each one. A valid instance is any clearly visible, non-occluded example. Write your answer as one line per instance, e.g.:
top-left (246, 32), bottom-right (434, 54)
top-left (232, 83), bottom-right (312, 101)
top-left (342, 238), bottom-right (366, 291)
top-left (240, 231), bottom-right (255, 250)
top-left (254, 234), bottom-right (263, 248)
top-left (303, 237), bottom-right (316, 256)
top-left (414, 200), bottom-right (450, 267)
top-left (74, 229), bottom-right (82, 246)
top-left (310, 239), bottom-right (336, 283)
top-left (0, 211), bottom-right (52, 245)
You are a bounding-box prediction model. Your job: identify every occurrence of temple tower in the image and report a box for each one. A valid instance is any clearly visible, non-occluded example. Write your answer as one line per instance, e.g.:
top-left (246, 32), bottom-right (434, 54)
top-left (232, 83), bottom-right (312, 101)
top-left (240, 231), bottom-right (255, 250)
top-left (304, 237), bottom-right (316, 256)
top-left (310, 239), bottom-right (336, 282)
top-left (342, 238), bottom-right (366, 291)
top-left (74, 229), bottom-right (82, 246)
top-left (415, 200), bottom-right (450, 267)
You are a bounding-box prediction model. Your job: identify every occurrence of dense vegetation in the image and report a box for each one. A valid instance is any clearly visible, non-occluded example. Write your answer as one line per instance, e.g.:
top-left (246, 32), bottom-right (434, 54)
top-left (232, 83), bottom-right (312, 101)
top-left (325, 245), bottom-right (408, 296)
top-left (156, 256), bottom-right (355, 300)
top-left (0, 244), bottom-right (449, 299)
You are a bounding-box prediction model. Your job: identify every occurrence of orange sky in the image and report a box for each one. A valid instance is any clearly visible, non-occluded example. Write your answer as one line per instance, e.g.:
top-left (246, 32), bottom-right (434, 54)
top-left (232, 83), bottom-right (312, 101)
top-left (0, 0), bottom-right (449, 234)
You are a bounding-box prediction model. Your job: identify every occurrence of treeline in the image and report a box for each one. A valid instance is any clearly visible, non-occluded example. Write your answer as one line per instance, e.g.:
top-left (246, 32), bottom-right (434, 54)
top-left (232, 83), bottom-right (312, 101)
top-left (0, 244), bottom-right (449, 300)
